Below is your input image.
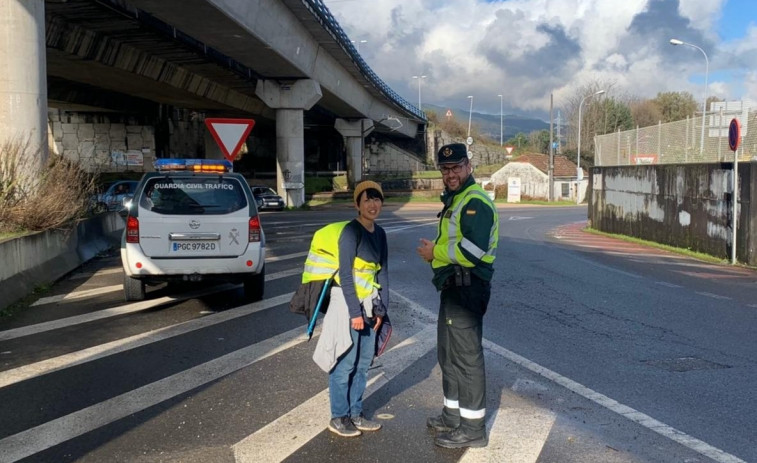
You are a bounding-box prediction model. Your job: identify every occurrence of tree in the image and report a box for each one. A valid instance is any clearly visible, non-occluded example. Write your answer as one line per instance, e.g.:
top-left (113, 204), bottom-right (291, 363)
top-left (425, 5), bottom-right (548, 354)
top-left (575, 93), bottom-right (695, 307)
top-left (600, 98), bottom-right (634, 133)
top-left (528, 129), bottom-right (551, 154)
top-left (653, 91), bottom-right (698, 123)
top-left (630, 99), bottom-right (663, 128)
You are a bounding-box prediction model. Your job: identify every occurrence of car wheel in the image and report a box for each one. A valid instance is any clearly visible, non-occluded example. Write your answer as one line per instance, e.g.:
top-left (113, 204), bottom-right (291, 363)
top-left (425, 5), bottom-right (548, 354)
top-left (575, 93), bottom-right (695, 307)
top-left (124, 274), bottom-right (146, 301)
top-left (243, 265), bottom-right (265, 302)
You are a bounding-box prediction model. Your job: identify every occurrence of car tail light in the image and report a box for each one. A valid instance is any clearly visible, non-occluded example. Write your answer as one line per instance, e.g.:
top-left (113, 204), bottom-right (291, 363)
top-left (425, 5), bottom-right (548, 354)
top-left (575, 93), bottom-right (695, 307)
top-left (126, 216), bottom-right (140, 243)
top-left (249, 216), bottom-right (261, 242)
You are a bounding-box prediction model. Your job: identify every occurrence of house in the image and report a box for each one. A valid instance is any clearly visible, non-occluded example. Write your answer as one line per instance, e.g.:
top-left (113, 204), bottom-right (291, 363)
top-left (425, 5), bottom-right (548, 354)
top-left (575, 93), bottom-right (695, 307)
top-left (490, 153), bottom-right (587, 202)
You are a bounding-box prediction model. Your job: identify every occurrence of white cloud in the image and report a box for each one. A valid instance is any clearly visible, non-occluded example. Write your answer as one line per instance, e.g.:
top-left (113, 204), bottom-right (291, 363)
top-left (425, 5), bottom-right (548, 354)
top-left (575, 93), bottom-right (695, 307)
top-left (325, 0), bottom-right (750, 118)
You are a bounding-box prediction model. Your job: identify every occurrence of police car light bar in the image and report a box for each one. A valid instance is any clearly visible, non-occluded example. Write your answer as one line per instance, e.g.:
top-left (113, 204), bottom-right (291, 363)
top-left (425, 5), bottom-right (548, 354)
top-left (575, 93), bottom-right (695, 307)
top-left (154, 159), bottom-right (233, 173)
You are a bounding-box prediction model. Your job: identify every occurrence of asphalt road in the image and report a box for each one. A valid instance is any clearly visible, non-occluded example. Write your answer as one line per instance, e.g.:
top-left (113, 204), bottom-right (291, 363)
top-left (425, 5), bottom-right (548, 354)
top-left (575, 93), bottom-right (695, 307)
top-left (0, 202), bottom-right (754, 463)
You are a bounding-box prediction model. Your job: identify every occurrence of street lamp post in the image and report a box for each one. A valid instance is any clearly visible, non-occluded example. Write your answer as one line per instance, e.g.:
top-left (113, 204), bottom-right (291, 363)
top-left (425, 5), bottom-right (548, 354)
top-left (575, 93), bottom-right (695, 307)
top-left (467, 96), bottom-right (473, 139)
top-left (576, 89), bottom-right (605, 204)
top-left (670, 38), bottom-right (709, 156)
top-left (413, 75), bottom-right (426, 111)
top-left (498, 94), bottom-right (503, 146)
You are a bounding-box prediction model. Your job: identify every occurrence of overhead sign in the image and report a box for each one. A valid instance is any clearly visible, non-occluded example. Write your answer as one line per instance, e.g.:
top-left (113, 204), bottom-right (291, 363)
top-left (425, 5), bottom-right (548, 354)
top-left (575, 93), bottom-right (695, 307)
top-left (729, 118), bottom-right (741, 152)
top-left (505, 146), bottom-right (514, 155)
top-left (205, 118), bottom-right (255, 162)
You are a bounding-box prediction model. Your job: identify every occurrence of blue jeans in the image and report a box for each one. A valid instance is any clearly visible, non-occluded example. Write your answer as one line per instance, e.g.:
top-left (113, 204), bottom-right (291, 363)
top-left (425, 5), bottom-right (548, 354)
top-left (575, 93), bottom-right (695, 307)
top-left (329, 322), bottom-right (376, 418)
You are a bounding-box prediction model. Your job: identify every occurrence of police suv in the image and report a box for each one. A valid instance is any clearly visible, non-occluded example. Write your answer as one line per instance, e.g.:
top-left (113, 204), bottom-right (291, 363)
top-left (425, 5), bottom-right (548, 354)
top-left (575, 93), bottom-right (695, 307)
top-left (120, 159), bottom-right (265, 302)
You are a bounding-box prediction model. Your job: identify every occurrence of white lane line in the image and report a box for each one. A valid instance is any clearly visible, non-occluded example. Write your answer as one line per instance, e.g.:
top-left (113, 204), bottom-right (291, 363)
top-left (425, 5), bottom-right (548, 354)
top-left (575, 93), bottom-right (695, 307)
top-left (265, 251), bottom-right (307, 262)
top-left (0, 284), bottom-right (234, 342)
top-left (31, 285), bottom-right (123, 306)
top-left (461, 408), bottom-right (555, 463)
top-left (390, 291), bottom-right (745, 463)
top-left (0, 324), bottom-right (310, 463)
top-left (0, 293), bottom-right (294, 388)
top-left (233, 325), bottom-right (437, 463)
top-left (695, 292), bottom-right (732, 301)
top-left (655, 281), bottom-right (683, 288)
top-left (31, 253), bottom-right (304, 308)
top-left (482, 340), bottom-right (746, 463)
top-left (2, 268), bottom-right (302, 342)
top-left (70, 268), bottom-right (123, 280)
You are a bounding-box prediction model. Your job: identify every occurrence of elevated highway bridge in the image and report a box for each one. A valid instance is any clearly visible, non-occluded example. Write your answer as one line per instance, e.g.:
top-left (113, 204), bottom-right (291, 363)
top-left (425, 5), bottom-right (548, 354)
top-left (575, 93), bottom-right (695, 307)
top-left (1, 0), bottom-right (427, 206)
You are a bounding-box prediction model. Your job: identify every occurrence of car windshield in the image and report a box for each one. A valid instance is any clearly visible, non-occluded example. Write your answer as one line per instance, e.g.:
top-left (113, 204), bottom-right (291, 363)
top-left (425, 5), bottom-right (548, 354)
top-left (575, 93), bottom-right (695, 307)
top-left (139, 177), bottom-right (247, 215)
top-left (253, 187), bottom-right (277, 196)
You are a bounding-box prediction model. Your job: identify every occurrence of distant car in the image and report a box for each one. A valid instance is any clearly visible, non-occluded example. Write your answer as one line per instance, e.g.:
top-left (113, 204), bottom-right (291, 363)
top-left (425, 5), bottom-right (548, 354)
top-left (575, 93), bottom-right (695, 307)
top-left (251, 186), bottom-right (285, 211)
top-left (92, 180), bottom-right (139, 213)
top-left (120, 159), bottom-right (265, 302)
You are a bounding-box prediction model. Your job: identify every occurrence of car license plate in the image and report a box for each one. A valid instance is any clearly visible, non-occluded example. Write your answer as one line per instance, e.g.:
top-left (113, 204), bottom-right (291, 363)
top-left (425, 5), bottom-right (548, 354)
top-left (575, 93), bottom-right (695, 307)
top-left (171, 241), bottom-right (217, 252)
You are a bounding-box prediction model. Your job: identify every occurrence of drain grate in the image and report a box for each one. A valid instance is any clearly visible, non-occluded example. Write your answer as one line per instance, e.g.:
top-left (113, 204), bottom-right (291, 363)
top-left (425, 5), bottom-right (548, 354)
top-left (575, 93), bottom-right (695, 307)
top-left (643, 357), bottom-right (730, 372)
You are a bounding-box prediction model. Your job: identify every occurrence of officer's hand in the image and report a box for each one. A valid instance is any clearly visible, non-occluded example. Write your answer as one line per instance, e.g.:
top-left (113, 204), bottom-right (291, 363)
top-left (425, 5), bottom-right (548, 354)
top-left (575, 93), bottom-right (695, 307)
top-left (351, 316), bottom-right (364, 330)
top-left (417, 238), bottom-right (434, 262)
top-left (373, 316), bottom-right (382, 332)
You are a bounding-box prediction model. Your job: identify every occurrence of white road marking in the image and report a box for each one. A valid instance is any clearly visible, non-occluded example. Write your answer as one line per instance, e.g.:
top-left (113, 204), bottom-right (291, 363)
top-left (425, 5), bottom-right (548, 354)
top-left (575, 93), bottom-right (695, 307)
top-left (461, 408), bottom-right (555, 463)
top-left (233, 325), bottom-right (437, 463)
top-left (482, 340), bottom-right (746, 463)
top-left (5, 266), bottom-right (303, 342)
top-left (655, 281), bottom-right (683, 288)
top-left (31, 284), bottom-right (123, 306)
top-left (0, 284), bottom-right (235, 342)
top-left (695, 291), bottom-right (732, 300)
top-left (264, 251), bottom-right (307, 262)
top-left (0, 324), bottom-right (310, 463)
top-left (391, 291), bottom-right (745, 463)
top-left (70, 267), bottom-right (123, 280)
top-left (0, 293), bottom-right (294, 388)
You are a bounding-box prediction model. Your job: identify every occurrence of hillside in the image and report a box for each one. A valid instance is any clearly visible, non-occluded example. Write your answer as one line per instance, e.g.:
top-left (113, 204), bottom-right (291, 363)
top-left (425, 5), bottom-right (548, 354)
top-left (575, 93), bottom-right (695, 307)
top-left (424, 104), bottom-right (550, 140)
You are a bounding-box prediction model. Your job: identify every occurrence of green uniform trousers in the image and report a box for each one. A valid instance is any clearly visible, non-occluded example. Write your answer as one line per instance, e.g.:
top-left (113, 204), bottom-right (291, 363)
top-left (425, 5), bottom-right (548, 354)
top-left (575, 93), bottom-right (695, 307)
top-left (437, 276), bottom-right (490, 434)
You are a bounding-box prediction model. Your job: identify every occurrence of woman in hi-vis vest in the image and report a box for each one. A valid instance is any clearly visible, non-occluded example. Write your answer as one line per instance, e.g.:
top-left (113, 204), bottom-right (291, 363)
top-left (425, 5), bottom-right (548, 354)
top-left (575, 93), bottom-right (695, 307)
top-left (312, 180), bottom-right (390, 438)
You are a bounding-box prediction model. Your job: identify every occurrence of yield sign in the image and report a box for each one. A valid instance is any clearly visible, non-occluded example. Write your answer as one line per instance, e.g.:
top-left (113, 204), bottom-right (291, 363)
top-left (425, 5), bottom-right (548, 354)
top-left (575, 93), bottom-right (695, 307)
top-left (204, 118), bottom-right (255, 162)
top-left (505, 145), bottom-right (514, 155)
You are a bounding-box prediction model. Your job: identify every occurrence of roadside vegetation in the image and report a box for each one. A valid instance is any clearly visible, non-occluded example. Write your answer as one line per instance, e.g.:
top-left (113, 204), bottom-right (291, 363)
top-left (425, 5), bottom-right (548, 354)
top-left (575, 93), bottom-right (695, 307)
top-left (0, 138), bottom-right (98, 236)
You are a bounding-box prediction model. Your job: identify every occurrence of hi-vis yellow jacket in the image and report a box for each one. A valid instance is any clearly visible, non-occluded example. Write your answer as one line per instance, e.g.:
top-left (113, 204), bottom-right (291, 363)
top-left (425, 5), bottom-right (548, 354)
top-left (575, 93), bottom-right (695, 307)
top-left (301, 221), bottom-right (381, 300)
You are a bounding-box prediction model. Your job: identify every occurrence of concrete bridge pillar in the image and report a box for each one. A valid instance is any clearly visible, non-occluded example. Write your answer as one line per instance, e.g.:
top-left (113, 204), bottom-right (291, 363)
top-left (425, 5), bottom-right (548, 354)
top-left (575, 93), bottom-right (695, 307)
top-left (335, 118), bottom-right (374, 188)
top-left (255, 79), bottom-right (321, 208)
top-left (0, 0), bottom-right (48, 182)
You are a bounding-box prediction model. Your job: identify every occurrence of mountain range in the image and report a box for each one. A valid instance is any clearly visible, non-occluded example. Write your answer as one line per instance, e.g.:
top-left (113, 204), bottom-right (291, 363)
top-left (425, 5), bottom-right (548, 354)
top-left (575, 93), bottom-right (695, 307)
top-left (423, 103), bottom-right (550, 142)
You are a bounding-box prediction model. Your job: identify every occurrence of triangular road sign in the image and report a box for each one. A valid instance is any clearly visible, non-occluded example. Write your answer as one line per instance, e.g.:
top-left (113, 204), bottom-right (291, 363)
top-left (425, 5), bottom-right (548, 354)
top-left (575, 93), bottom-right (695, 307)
top-left (505, 145), bottom-right (514, 155)
top-left (204, 118), bottom-right (255, 162)
top-left (445, 109), bottom-right (453, 118)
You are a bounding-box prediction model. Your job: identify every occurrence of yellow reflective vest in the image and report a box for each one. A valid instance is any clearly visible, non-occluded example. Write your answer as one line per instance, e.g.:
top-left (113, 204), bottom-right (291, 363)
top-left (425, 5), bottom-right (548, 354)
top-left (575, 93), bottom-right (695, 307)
top-left (432, 183), bottom-right (498, 271)
top-left (302, 221), bottom-right (381, 300)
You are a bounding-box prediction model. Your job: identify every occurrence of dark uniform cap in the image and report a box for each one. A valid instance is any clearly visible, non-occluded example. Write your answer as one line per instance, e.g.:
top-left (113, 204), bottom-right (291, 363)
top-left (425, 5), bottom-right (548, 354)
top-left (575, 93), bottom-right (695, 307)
top-left (437, 143), bottom-right (468, 164)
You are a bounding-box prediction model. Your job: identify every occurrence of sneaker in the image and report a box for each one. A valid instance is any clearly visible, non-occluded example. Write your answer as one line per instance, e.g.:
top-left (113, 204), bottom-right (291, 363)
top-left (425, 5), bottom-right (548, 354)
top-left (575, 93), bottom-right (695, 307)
top-left (328, 416), bottom-right (362, 437)
top-left (426, 414), bottom-right (458, 432)
top-left (434, 427), bottom-right (488, 449)
top-left (351, 413), bottom-right (382, 431)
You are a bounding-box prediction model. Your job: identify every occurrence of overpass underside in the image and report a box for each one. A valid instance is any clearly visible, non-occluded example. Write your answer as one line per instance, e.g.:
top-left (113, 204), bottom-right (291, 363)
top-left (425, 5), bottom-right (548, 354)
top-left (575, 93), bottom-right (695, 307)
top-left (2, 0), bottom-right (426, 206)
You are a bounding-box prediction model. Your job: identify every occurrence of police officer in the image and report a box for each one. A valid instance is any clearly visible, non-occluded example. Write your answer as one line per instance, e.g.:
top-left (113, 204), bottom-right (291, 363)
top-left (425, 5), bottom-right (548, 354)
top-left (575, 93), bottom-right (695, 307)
top-left (416, 143), bottom-right (498, 448)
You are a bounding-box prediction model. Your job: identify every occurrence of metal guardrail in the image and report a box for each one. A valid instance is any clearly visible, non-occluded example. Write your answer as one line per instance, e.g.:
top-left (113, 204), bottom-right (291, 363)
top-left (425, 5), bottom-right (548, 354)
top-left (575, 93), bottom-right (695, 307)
top-left (303, 0), bottom-right (428, 122)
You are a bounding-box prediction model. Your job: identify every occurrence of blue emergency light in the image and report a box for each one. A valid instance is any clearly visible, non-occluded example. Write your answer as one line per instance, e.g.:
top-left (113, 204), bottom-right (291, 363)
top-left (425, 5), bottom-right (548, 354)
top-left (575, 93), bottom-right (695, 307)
top-left (154, 159), bottom-right (233, 173)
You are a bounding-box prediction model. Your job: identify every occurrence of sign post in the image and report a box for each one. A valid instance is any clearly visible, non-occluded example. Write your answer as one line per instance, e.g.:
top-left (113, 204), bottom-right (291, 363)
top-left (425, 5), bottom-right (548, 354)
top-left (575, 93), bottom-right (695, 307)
top-left (729, 118), bottom-right (741, 265)
top-left (204, 118), bottom-right (256, 163)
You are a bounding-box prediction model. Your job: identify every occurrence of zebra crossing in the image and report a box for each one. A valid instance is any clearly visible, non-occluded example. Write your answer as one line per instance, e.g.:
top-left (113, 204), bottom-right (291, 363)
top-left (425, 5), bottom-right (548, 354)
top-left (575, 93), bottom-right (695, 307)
top-left (0, 215), bottom-right (745, 462)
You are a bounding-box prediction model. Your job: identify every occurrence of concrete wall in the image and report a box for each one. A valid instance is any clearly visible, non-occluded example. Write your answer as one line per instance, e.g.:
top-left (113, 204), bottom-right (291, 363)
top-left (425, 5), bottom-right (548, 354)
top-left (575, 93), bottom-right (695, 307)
top-left (365, 140), bottom-right (425, 174)
top-left (0, 213), bottom-right (125, 310)
top-left (48, 109), bottom-right (157, 173)
top-left (589, 163), bottom-right (757, 264)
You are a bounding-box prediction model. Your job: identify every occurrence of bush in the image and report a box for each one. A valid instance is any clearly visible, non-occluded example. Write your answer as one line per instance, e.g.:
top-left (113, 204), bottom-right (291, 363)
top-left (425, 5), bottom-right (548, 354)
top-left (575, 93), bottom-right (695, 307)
top-left (0, 138), bottom-right (98, 233)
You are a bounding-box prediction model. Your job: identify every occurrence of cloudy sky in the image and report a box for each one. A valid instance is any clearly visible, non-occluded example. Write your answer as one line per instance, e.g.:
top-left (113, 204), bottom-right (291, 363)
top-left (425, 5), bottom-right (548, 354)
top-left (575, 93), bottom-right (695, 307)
top-left (324, 0), bottom-right (757, 120)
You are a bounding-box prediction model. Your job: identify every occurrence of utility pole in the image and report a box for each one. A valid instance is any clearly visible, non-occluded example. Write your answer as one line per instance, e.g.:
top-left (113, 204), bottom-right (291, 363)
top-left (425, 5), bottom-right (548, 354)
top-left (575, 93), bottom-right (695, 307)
top-left (556, 110), bottom-right (562, 154)
top-left (549, 93), bottom-right (554, 202)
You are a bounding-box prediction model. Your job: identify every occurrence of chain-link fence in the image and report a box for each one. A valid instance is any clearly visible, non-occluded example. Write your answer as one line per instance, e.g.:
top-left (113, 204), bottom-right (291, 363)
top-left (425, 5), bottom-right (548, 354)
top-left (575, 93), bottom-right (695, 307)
top-left (594, 104), bottom-right (757, 166)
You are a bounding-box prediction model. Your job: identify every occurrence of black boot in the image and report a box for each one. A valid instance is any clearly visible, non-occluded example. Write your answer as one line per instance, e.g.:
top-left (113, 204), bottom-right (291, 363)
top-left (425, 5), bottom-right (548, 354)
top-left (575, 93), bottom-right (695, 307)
top-left (434, 426), bottom-right (488, 448)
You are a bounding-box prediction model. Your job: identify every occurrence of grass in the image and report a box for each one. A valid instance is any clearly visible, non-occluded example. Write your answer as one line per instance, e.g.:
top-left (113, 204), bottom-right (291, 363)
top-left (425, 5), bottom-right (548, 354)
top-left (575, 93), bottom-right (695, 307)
top-left (584, 227), bottom-right (730, 265)
top-left (0, 283), bottom-right (51, 322)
